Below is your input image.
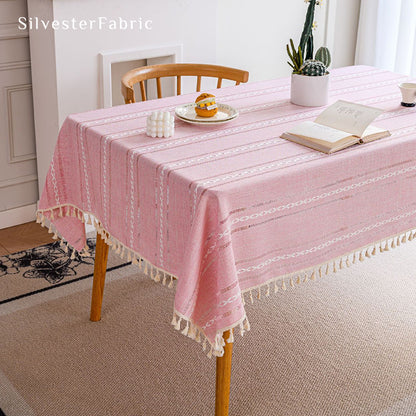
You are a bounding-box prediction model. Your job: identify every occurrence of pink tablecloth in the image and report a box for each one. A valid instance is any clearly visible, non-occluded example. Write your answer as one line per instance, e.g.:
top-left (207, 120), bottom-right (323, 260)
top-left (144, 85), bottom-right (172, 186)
top-left (38, 66), bottom-right (416, 357)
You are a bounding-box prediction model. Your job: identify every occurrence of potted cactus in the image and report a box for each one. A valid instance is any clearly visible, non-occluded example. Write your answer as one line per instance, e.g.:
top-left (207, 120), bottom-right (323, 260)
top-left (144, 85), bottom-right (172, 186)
top-left (287, 0), bottom-right (332, 107)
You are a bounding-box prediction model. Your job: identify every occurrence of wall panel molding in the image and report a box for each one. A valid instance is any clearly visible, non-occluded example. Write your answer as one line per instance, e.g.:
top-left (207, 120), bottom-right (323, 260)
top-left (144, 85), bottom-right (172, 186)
top-left (0, 60), bottom-right (30, 72)
top-left (0, 22), bottom-right (28, 40)
top-left (0, 173), bottom-right (38, 189)
top-left (5, 83), bottom-right (37, 164)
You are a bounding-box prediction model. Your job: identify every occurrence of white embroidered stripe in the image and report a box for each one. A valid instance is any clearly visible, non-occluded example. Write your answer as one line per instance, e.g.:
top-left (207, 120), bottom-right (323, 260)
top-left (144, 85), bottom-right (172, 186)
top-left (231, 164), bottom-right (416, 225)
top-left (237, 208), bottom-right (416, 274)
top-left (74, 67), bottom-right (390, 131)
top-left (192, 123), bottom-right (416, 226)
top-left (50, 160), bottom-right (60, 206)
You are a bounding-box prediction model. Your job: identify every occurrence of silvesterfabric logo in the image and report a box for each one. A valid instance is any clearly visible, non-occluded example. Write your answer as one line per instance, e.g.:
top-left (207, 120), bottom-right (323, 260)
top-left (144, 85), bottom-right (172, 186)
top-left (18, 16), bottom-right (153, 31)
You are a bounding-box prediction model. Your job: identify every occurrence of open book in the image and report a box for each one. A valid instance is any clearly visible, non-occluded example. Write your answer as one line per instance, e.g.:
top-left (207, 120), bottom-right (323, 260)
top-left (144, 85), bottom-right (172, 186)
top-left (281, 100), bottom-right (391, 154)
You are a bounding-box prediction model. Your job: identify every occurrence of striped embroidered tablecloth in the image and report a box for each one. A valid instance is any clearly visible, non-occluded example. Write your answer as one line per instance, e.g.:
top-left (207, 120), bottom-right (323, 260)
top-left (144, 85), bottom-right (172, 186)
top-left (37, 66), bottom-right (416, 357)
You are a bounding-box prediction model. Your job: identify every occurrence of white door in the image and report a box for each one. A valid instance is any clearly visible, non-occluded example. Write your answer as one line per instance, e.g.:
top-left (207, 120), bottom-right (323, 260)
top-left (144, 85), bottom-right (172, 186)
top-left (0, 0), bottom-right (38, 228)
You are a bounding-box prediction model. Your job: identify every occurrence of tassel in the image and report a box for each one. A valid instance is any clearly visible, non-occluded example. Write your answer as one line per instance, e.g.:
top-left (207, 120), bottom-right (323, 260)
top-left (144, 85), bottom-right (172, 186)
top-left (154, 271), bottom-right (161, 283)
top-left (249, 290), bottom-right (254, 304)
top-left (383, 241), bottom-right (389, 251)
top-left (339, 259), bottom-right (343, 269)
top-left (52, 232), bottom-right (58, 240)
top-left (144, 261), bottom-right (148, 274)
top-left (181, 321), bottom-right (189, 336)
top-left (365, 248), bottom-right (371, 258)
top-left (87, 215), bottom-right (92, 225)
top-left (241, 293), bottom-right (246, 305)
top-left (290, 277), bottom-right (295, 287)
top-left (207, 346), bottom-right (213, 359)
top-left (202, 338), bottom-right (207, 351)
top-left (63, 244), bottom-right (68, 253)
top-left (396, 237), bottom-right (401, 246)
top-left (296, 275), bottom-right (301, 285)
top-left (346, 257), bottom-right (351, 267)
top-left (239, 322), bottom-right (245, 336)
top-left (401, 234), bottom-right (407, 243)
top-left (371, 246), bottom-right (377, 255)
top-left (227, 329), bottom-right (234, 343)
top-left (174, 317), bottom-right (182, 331)
top-left (48, 224), bottom-right (53, 234)
top-left (257, 287), bottom-right (261, 300)
top-left (325, 264), bottom-right (330, 274)
top-left (70, 250), bottom-right (76, 260)
top-left (59, 206), bottom-right (63, 217)
top-left (310, 271), bottom-right (316, 280)
top-left (162, 274), bottom-right (167, 286)
top-left (359, 252), bottom-right (364, 262)
top-left (319, 267), bottom-right (322, 278)
top-left (132, 257), bottom-right (139, 265)
top-left (168, 276), bottom-right (174, 288)
top-left (196, 331), bottom-right (201, 343)
top-left (171, 314), bottom-right (177, 326)
top-left (265, 284), bottom-right (270, 297)
top-left (333, 262), bottom-right (337, 273)
top-left (188, 324), bottom-right (196, 339)
top-left (243, 318), bottom-right (250, 331)
top-left (50, 210), bottom-right (55, 220)
top-left (352, 253), bottom-right (357, 264)
top-left (282, 280), bottom-right (287, 291)
top-left (274, 280), bottom-right (279, 293)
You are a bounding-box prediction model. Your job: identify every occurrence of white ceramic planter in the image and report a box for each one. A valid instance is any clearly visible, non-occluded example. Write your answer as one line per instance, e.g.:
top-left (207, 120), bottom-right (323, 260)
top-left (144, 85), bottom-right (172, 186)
top-left (290, 73), bottom-right (330, 107)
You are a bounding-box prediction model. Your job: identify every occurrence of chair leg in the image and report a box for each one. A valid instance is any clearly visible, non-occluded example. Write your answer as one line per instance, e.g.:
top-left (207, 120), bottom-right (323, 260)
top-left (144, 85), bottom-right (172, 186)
top-left (90, 232), bottom-right (109, 322)
top-left (215, 330), bottom-right (233, 416)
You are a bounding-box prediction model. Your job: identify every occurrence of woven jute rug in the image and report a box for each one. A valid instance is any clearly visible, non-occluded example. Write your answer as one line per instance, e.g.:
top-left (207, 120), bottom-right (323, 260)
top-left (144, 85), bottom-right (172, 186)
top-left (0, 238), bottom-right (415, 416)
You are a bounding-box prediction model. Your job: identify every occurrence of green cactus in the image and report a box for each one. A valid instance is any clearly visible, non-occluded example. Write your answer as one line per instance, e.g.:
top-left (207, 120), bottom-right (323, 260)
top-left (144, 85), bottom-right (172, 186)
top-left (286, 38), bottom-right (303, 74)
top-left (286, 1), bottom-right (331, 75)
top-left (315, 46), bottom-right (331, 68)
top-left (299, 0), bottom-right (316, 60)
top-left (300, 59), bottom-right (327, 76)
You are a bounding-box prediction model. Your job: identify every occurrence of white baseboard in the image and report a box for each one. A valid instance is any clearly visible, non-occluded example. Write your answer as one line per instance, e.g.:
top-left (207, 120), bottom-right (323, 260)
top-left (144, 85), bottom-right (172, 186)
top-left (0, 204), bottom-right (38, 229)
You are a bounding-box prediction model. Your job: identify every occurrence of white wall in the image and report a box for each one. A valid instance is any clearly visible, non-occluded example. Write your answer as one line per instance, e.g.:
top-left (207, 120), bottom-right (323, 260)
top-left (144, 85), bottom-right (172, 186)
top-left (331, 0), bottom-right (361, 68)
top-left (30, 0), bottom-right (361, 196)
top-left (216, 0), bottom-right (329, 81)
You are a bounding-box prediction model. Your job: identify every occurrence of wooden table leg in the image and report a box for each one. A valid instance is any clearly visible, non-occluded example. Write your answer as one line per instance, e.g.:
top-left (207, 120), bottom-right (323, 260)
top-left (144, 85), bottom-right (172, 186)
top-left (90, 232), bottom-right (109, 322)
top-left (215, 330), bottom-right (233, 416)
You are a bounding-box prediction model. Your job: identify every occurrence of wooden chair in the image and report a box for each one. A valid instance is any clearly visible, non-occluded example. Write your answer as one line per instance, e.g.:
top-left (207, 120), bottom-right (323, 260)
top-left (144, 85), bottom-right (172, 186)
top-left (121, 63), bottom-right (249, 103)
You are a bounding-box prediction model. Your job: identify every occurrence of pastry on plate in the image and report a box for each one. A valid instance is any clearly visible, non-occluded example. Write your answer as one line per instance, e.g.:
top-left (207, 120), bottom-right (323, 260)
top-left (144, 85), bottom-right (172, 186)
top-left (195, 93), bottom-right (218, 117)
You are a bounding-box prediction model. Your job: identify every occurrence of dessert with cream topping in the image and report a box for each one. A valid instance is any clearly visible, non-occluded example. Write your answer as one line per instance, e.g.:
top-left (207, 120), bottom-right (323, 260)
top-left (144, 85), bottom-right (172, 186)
top-left (195, 93), bottom-right (218, 117)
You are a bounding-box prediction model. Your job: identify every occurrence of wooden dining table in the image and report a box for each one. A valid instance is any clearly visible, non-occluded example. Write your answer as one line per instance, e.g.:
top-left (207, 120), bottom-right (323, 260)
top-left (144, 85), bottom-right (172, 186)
top-left (37, 65), bottom-right (416, 416)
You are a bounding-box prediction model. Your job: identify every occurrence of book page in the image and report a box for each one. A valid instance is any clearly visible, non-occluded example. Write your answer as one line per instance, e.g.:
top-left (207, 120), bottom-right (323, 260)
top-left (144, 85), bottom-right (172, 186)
top-left (314, 100), bottom-right (383, 137)
top-left (287, 120), bottom-right (352, 143)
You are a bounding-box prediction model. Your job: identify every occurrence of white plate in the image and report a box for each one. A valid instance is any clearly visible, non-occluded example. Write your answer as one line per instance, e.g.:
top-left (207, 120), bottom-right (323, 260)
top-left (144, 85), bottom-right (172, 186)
top-left (175, 103), bottom-right (239, 125)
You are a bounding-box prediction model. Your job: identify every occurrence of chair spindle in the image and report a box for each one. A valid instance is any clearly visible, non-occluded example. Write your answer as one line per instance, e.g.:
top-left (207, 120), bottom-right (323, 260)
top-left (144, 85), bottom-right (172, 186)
top-left (140, 81), bottom-right (147, 101)
top-left (177, 76), bottom-right (182, 95)
top-left (156, 78), bottom-right (162, 99)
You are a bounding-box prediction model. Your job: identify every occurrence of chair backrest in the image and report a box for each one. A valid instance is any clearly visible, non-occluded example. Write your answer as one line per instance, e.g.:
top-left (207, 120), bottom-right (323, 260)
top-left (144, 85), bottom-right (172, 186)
top-left (121, 63), bottom-right (249, 104)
